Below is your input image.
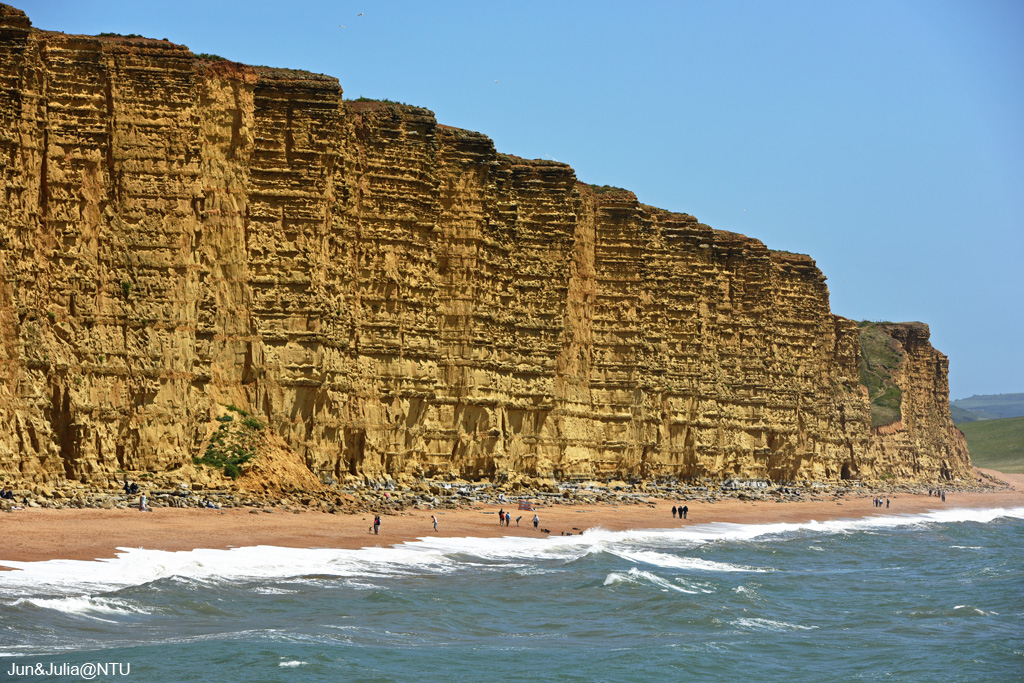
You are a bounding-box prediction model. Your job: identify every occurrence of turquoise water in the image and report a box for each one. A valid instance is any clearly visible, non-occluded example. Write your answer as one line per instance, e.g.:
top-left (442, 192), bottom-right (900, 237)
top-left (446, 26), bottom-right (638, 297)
top-left (1, 507), bottom-right (1022, 682)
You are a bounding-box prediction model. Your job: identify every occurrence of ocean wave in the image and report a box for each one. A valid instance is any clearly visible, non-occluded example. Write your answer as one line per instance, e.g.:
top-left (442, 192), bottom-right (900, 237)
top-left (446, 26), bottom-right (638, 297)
top-left (611, 549), bottom-right (771, 573)
top-left (0, 544), bottom-right (462, 598)
top-left (732, 585), bottom-right (765, 600)
top-left (636, 505), bottom-right (1024, 548)
top-left (603, 567), bottom-right (701, 593)
top-left (732, 617), bottom-right (817, 631)
top-left (13, 595), bottom-right (152, 620)
top-left (249, 585), bottom-right (298, 595)
top-left (1, 506), bottom-right (1020, 598)
top-left (953, 604), bottom-right (998, 616)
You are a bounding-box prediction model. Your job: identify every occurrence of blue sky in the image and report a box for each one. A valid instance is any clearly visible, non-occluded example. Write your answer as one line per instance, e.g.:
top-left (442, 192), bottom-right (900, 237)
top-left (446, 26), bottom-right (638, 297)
top-left (18, 1), bottom-right (1024, 399)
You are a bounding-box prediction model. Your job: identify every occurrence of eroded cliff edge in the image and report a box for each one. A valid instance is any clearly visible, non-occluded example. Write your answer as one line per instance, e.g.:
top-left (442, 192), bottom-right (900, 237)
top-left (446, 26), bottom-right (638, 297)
top-left (0, 6), bottom-right (971, 489)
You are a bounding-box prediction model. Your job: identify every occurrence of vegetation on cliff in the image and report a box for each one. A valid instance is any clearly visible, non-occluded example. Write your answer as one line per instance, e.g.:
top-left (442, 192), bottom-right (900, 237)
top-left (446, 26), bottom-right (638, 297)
top-left (193, 406), bottom-right (266, 479)
top-left (350, 96), bottom-right (415, 106)
top-left (581, 182), bottom-right (630, 195)
top-left (858, 322), bottom-right (905, 428)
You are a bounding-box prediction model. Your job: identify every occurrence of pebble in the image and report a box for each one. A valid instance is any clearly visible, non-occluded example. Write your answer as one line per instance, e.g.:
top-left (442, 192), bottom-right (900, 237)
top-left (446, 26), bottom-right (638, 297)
top-left (0, 477), bottom-right (1005, 514)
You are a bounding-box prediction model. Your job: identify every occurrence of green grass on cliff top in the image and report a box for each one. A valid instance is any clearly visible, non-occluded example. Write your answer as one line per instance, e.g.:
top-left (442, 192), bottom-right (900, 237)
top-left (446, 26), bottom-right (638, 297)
top-left (959, 416), bottom-right (1024, 474)
top-left (350, 96), bottom-right (416, 106)
top-left (858, 322), bottom-right (904, 428)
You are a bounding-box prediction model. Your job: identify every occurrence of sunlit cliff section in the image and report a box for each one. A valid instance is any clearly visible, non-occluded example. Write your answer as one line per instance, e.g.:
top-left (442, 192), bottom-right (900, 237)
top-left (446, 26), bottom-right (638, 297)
top-left (0, 6), bottom-right (972, 487)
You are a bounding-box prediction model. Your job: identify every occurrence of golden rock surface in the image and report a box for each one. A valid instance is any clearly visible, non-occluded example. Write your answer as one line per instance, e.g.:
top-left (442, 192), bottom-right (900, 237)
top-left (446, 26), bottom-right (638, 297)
top-left (0, 6), bottom-right (970, 489)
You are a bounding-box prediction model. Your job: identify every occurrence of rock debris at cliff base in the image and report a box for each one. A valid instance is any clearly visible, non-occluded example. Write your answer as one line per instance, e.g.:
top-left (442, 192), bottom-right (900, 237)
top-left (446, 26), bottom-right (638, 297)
top-left (0, 473), bottom-right (1006, 516)
top-left (0, 5), bottom-right (971, 501)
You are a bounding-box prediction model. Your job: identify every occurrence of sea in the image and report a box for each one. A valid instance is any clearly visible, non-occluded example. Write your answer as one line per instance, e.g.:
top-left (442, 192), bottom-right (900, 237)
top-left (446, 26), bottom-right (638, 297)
top-left (1, 507), bottom-right (1022, 683)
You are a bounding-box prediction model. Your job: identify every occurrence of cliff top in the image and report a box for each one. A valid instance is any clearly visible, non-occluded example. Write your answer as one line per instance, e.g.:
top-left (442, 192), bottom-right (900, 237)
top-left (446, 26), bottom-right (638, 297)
top-left (0, 3), bottom-right (29, 29)
top-left (0, 0), bottom-right (817, 267)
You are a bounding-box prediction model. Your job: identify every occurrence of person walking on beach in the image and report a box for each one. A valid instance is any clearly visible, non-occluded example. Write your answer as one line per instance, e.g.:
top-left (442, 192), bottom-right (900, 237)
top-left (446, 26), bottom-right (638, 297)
top-left (373, 515), bottom-right (381, 535)
top-left (681, 505), bottom-right (688, 520)
top-left (672, 505), bottom-right (677, 519)
top-left (499, 509), bottom-right (505, 526)
top-left (533, 513), bottom-right (539, 530)
top-left (432, 515), bottom-right (438, 532)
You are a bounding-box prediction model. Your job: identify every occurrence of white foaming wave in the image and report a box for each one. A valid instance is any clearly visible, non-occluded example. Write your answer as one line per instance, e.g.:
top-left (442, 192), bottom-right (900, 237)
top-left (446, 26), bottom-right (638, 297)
top-left (0, 544), bottom-right (460, 598)
top-left (954, 604), bottom-right (998, 616)
top-left (0, 533), bottom-right (597, 598)
top-left (1, 506), bottom-right (1018, 598)
top-left (625, 506), bottom-right (1024, 547)
top-left (611, 549), bottom-right (770, 573)
top-left (249, 586), bottom-right (297, 595)
top-left (733, 617), bottom-right (816, 631)
top-left (14, 595), bottom-right (152, 620)
top-left (396, 528), bottom-right (673, 569)
top-left (604, 567), bottom-right (700, 594)
top-left (278, 661), bottom-right (307, 667)
top-left (923, 506), bottom-right (1024, 525)
top-left (403, 531), bottom-right (606, 563)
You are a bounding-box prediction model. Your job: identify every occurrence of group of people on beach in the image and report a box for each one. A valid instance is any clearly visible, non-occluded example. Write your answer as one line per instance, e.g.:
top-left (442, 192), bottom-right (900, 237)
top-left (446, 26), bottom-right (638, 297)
top-left (122, 480), bottom-right (150, 511)
top-left (928, 489), bottom-right (947, 502)
top-left (368, 509), bottom-right (544, 536)
top-left (494, 508), bottom-right (542, 530)
top-left (671, 504), bottom-right (688, 520)
top-left (0, 488), bottom-right (15, 500)
top-left (873, 497), bottom-right (890, 508)
top-left (497, 509), bottom-right (522, 527)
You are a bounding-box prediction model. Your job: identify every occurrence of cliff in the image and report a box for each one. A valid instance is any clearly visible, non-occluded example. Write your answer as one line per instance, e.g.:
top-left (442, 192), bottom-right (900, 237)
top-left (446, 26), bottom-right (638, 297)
top-left (0, 6), bottom-right (972, 491)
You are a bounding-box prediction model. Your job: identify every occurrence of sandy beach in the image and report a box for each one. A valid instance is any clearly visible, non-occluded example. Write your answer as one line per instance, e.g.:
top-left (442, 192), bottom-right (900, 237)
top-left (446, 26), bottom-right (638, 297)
top-left (2, 470), bottom-right (1021, 565)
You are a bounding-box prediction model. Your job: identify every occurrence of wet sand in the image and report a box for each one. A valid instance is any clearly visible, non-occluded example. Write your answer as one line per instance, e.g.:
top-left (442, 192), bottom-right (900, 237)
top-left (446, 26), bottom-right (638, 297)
top-left (2, 470), bottom-right (1021, 564)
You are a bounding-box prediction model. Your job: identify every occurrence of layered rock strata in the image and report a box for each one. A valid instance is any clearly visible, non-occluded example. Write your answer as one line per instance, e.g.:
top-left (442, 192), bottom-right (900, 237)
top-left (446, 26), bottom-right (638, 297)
top-left (0, 6), bottom-right (972, 489)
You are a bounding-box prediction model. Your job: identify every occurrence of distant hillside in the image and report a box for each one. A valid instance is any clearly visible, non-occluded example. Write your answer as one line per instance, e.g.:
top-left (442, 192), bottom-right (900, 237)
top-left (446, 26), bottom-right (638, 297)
top-left (950, 393), bottom-right (1024, 423)
top-left (949, 404), bottom-right (979, 423)
top-left (958, 416), bottom-right (1024, 474)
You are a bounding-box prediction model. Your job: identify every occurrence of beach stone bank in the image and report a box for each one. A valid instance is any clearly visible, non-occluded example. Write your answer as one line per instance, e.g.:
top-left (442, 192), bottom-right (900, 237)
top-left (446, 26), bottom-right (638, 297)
top-left (0, 473), bottom-right (1007, 514)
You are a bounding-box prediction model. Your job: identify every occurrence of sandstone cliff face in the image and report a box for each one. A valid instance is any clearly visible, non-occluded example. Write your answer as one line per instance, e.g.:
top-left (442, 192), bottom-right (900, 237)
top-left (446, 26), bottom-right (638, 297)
top-left (864, 323), bottom-right (970, 481)
top-left (0, 6), bottom-right (972, 487)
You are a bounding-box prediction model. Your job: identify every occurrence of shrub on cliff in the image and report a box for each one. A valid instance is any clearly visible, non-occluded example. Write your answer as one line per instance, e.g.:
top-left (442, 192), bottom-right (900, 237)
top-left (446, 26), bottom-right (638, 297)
top-left (193, 406), bottom-right (265, 479)
top-left (858, 322), bottom-right (905, 428)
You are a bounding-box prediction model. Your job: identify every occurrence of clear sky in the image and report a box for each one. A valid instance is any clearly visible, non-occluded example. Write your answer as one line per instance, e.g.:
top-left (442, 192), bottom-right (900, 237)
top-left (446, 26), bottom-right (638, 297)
top-left (16, 0), bottom-right (1024, 400)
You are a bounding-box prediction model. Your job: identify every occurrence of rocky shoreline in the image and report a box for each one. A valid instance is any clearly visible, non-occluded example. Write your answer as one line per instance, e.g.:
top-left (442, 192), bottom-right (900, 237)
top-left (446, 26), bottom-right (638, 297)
top-left (2, 469), bottom-right (1020, 566)
top-left (2, 469), bottom-right (1009, 515)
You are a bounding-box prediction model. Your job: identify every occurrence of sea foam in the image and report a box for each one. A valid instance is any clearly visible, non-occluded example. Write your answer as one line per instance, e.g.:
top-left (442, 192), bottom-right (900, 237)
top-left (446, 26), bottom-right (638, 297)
top-left (13, 595), bottom-right (152, 620)
top-left (1, 506), bottom-right (1020, 600)
top-left (603, 567), bottom-right (701, 594)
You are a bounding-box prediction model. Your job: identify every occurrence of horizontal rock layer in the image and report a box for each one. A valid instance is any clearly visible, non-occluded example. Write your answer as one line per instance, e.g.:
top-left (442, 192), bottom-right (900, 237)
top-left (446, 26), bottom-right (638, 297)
top-left (0, 6), bottom-right (972, 487)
